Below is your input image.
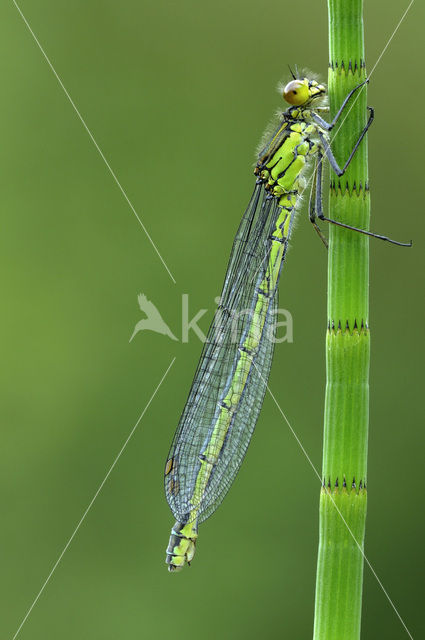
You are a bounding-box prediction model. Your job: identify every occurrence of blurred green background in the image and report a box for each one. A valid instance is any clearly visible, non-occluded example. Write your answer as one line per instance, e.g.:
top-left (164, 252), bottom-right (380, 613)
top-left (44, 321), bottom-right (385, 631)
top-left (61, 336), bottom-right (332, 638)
top-left (1, 1), bottom-right (423, 638)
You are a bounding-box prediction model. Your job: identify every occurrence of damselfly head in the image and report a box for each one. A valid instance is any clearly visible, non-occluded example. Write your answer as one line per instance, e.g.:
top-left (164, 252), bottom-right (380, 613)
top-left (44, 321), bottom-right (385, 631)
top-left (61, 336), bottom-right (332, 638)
top-left (282, 77), bottom-right (326, 106)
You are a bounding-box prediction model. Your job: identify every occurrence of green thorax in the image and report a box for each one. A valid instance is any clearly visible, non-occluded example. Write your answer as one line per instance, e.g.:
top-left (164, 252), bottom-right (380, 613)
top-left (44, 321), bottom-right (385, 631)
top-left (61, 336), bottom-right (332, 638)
top-left (255, 110), bottom-right (319, 208)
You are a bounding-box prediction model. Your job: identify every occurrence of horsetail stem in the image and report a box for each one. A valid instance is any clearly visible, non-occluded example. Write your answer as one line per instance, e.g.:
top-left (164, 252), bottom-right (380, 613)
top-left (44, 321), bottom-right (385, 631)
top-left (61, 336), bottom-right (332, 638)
top-left (313, 1), bottom-right (369, 638)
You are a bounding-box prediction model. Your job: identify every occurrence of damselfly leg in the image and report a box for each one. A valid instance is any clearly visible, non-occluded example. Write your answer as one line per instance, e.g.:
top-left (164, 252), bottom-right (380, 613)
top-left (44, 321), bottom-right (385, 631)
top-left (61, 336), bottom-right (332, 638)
top-left (309, 83), bottom-right (411, 247)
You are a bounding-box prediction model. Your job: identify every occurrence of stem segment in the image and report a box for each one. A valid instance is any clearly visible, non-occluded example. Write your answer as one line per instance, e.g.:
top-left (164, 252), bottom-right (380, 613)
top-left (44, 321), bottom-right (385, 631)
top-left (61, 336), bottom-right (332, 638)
top-left (313, 1), bottom-right (369, 638)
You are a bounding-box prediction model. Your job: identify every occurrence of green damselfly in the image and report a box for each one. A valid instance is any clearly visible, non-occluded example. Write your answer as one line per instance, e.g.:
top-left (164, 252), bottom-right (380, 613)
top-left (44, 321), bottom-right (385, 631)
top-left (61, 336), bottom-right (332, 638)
top-left (164, 73), bottom-right (410, 572)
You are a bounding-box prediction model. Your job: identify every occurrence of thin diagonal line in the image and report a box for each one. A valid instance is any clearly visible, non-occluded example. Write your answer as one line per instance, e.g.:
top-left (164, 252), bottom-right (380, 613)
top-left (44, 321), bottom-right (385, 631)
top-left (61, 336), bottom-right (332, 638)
top-left (324, 0), bottom-right (415, 139)
top-left (312, 0), bottom-right (415, 188)
top-left (11, 357), bottom-right (176, 640)
top-left (12, 0), bottom-right (176, 285)
top-left (369, 0), bottom-right (415, 78)
top-left (253, 361), bottom-right (413, 639)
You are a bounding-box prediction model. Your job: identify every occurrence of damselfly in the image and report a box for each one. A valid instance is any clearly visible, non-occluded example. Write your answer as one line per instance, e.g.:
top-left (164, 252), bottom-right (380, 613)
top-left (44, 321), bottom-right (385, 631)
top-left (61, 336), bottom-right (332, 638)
top-left (164, 73), bottom-right (410, 572)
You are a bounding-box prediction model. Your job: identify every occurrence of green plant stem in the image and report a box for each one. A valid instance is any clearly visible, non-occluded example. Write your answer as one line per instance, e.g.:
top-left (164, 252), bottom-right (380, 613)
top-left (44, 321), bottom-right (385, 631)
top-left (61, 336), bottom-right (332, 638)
top-left (313, 1), bottom-right (370, 639)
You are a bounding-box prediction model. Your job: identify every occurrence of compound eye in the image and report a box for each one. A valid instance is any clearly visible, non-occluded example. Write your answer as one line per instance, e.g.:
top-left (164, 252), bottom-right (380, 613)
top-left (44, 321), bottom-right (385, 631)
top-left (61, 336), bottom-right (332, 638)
top-left (283, 80), bottom-right (309, 106)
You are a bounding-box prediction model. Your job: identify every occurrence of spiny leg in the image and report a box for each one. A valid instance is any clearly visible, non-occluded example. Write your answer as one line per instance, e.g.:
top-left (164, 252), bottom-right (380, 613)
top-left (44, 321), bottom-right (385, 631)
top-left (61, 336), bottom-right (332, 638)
top-left (310, 80), bottom-right (369, 132)
top-left (317, 213), bottom-right (412, 246)
top-left (310, 147), bottom-right (412, 247)
top-left (309, 154), bottom-right (328, 249)
top-left (318, 107), bottom-right (374, 177)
